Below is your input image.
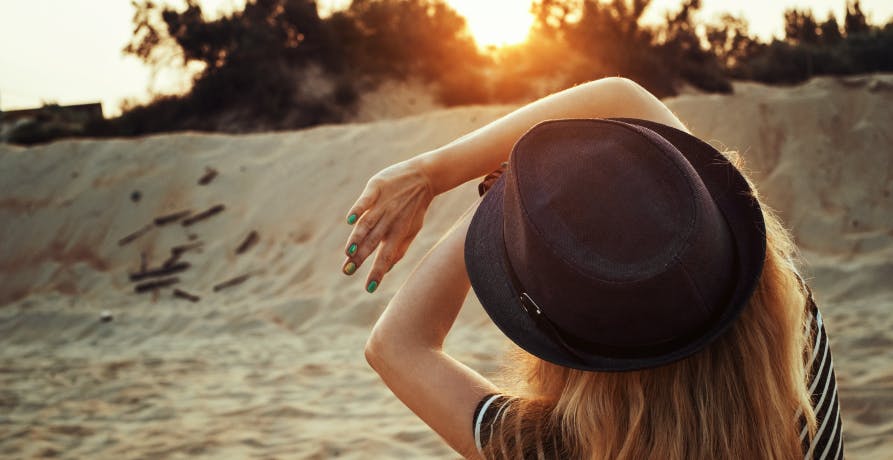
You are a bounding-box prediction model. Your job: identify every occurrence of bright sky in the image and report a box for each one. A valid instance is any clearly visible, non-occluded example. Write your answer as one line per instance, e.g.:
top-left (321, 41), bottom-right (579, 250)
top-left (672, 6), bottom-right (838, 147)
top-left (1, 0), bottom-right (891, 116)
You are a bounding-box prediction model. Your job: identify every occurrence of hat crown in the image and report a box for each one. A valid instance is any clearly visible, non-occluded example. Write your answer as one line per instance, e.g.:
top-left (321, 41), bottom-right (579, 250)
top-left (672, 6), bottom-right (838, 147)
top-left (509, 121), bottom-right (699, 283)
top-left (502, 119), bottom-right (736, 349)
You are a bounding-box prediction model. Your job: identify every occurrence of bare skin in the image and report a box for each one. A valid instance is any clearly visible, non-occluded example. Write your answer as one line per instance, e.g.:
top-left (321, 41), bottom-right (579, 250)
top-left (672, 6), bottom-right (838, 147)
top-left (342, 162), bottom-right (434, 290)
top-left (345, 77), bottom-right (689, 458)
top-left (341, 77), bottom-right (687, 290)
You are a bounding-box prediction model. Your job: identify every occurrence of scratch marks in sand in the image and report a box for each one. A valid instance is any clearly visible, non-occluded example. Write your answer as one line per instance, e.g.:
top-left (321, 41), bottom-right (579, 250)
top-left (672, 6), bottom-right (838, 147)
top-left (114, 165), bottom-right (268, 303)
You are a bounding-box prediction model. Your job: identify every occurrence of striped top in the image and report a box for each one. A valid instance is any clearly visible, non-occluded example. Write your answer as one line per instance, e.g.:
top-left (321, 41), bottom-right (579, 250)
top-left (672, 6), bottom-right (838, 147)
top-left (800, 291), bottom-right (845, 459)
top-left (473, 293), bottom-right (844, 459)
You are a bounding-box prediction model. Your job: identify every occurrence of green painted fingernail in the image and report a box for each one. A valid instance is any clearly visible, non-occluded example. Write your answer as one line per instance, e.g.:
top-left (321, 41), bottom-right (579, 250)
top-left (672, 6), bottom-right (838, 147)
top-left (343, 261), bottom-right (357, 275)
top-left (348, 243), bottom-right (357, 256)
top-left (347, 213), bottom-right (358, 225)
top-left (366, 280), bottom-right (378, 293)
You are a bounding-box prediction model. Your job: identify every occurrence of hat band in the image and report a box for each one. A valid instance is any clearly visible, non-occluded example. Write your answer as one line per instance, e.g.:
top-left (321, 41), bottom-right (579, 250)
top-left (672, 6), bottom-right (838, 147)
top-left (500, 240), bottom-right (589, 364)
top-left (500, 236), bottom-right (739, 361)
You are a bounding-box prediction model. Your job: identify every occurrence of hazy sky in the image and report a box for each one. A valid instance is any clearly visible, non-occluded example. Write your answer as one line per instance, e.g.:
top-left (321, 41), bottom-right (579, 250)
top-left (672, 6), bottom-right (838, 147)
top-left (1, 0), bottom-right (891, 116)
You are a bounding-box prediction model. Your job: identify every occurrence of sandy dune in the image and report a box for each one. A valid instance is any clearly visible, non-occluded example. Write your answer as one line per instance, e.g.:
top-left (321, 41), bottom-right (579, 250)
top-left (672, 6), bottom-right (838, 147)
top-left (1, 75), bottom-right (891, 459)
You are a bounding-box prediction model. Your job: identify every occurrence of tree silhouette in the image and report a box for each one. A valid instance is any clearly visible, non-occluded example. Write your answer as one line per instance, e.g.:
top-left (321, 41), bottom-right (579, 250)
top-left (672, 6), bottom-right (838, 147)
top-left (705, 15), bottom-right (759, 70)
top-left (844, 0), bottom-right (870, 35)
top-left (47, 0), bottom-right (886, 143)
top-left (329, 0), bottom-right (488, 104)
top-left (119, 0), bottom-right (350, 133)
top-left (784, 9), bottom-right (820, 45)
top-left (819, 12), bottom-right (843, 45)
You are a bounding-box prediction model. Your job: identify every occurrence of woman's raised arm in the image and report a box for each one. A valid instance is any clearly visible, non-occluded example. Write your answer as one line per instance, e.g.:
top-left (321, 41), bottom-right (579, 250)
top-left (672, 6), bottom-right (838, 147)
top-left (341, 77), bottom-right (685, 291)
top-left (413, 77), bottom-right (687, 195)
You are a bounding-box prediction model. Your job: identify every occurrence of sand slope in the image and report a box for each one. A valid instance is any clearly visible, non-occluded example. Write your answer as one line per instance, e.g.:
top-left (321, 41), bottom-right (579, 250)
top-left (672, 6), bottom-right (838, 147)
top-left (1, 75), bottom-right (891, 459)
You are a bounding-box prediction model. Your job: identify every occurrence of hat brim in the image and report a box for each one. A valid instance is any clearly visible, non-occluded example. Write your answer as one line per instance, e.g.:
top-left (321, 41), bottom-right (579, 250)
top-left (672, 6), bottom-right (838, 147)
top-left (464, 118), bottom-right (766, 372)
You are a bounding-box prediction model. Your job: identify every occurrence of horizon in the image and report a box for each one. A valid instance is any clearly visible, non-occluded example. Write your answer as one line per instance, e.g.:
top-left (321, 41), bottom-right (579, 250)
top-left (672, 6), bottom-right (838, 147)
top-left (1, 0), bottom-right (891, 117)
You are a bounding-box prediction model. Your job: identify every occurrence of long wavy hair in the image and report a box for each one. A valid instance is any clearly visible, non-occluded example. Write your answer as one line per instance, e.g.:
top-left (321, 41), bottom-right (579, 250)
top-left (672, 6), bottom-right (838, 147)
top-left (482, 155), bottom-right (818, 459)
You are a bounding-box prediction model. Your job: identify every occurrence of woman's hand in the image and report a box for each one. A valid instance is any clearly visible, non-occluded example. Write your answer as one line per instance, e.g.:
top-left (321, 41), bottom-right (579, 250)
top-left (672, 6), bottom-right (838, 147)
top-left (338, 78), bottom-right (685, 292)
top-left (341, 159), bottom-right (435, 292)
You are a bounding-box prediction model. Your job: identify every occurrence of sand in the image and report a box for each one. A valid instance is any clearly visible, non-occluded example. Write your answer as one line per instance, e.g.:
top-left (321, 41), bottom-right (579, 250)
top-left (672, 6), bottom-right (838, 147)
top-left (0, 74), bottom-right (891, 459)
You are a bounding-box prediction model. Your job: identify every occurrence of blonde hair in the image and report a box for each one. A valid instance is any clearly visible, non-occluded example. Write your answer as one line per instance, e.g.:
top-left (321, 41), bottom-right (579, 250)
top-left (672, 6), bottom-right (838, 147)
top-left (483, 154), bottom-right (818, 459)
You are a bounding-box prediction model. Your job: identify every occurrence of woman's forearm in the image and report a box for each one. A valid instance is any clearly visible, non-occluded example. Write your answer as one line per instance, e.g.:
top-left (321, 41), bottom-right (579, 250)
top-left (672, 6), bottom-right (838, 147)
top-left (412, 77), bottom-right (685, 194)
top-left (366, 200), bottom-right (479, 354)
top-left (364, 199), bottom-right (497, 458)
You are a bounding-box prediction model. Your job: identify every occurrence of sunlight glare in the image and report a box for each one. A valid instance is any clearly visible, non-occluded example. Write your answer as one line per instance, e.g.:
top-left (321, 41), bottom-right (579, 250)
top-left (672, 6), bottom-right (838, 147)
top-left (446, 0), bottom-right (535, 48)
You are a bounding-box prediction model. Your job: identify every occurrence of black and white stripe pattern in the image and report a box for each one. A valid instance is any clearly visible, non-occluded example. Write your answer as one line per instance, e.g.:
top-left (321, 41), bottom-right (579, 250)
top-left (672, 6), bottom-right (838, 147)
top-left (473, 299), bottom-right (844, 458)
top-left (800, 296), bottom-right (844, 459)
top-left (473, 394), bottom-right (562, 458)
top-left (474, 393), bottom-right (509, 454)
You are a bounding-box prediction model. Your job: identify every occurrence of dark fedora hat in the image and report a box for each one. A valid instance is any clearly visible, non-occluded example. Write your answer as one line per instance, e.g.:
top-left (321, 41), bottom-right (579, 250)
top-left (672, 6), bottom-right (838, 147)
top-left (464, 118), bottom-right (766, 371)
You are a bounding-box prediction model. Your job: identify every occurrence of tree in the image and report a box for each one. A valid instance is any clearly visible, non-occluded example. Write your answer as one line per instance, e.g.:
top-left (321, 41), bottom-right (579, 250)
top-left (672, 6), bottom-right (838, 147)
top-left (819, 12), bottom-right (843, 45)
top-left (328, 0), bottom-right (489, 105)
top-left (659, 0), bottom-right (732, 93)
top-left (844, 0), bottom-right (870, 35)
top-left (330, 0), bottom-right (484, 81)
top-left (784, 9), bottom-right (820, 44)
top-left (705, 14), bottom-right (758, 69)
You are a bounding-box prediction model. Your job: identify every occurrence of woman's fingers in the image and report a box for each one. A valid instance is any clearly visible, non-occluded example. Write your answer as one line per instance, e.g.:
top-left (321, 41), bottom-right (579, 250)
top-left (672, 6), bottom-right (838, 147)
top-left (346, 181), bottom-right (381, 225)
top-left (348, 211), bottom-right (390, 267)
top-left (340, 161), bottom-right (434, 291)
top-left (345, 209), bottom-right (384, 257)
top-left (364, 238), bottom-right (411, 293)
top-left (341, 256), bottom-right (359, 276)
top-left (342, 225), bottom-right (415, 293)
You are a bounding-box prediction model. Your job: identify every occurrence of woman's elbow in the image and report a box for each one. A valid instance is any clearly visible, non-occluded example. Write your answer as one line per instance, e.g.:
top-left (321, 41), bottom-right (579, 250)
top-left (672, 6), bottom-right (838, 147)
top-left (596, 76), bottom-right (639, 88)
top-left (579, 76), bottom-right (645, 94)
top-left (364, 324), bottom-right (406, 373)
top-left (582, 77), bottom-right (684, 129)
top-left (364, 330), bottom-right (385, 372)
top-left (365, 325), bottom-right (436, 375)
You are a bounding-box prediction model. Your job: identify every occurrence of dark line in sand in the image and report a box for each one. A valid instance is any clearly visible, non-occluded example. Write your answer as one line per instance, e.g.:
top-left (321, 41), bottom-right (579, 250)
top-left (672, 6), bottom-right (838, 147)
top-left (182, 204), bottom-right (225, 226)
top-left (161, 251), bottom-right (182, 269)
top-left (173, 289), bottom-right (201, 302)
top-left (118, 224), bottom-right (153, 246)
top-left (198, 167), bottom-right (218, 185)
top-left (213, 273), bottom-right (252, 292)
top-left (235, 231), bottom-right (259, 255)
top-left (154, 209), bottom-right (193, 226)
top-left (171, 241), bottom-right (204, 256)
top-left (134, 277), bottom-right (180, 293)
top-left (129, 262), bottom-right (190, 282)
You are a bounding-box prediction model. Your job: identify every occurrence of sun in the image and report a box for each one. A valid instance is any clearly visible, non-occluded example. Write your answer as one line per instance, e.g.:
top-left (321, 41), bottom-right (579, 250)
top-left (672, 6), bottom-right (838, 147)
top-left (446, 0), bottom-right (535, 48)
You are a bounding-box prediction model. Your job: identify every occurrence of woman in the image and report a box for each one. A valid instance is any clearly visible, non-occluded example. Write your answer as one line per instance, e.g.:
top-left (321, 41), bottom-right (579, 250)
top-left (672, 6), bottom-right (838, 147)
top-left (341, 78), bottom-right (843, 459)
